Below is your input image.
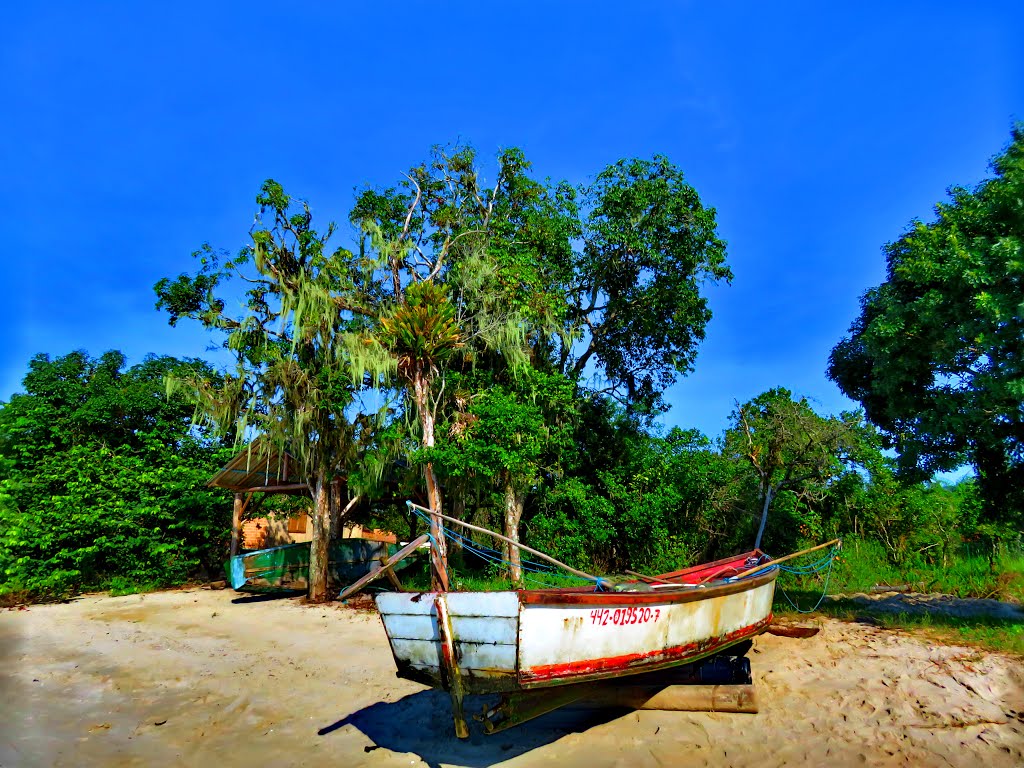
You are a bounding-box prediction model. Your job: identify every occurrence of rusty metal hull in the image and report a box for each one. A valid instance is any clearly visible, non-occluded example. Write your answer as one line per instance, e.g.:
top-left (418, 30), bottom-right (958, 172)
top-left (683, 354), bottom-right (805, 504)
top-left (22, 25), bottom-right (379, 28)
top-left (375, 566), bottom-right (777, 694)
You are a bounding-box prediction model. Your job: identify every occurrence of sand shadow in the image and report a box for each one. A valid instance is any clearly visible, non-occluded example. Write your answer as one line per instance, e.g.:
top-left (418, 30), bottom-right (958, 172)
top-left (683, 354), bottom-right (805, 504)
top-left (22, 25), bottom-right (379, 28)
top-left (319, 689), bottom-right (627, 768)
top-left (230, 591), bottom-right (303, 604)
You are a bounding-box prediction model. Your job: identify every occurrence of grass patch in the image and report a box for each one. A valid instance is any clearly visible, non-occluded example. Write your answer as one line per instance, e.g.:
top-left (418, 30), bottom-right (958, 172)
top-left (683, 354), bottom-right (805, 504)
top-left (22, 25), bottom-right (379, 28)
top-left (778, 538), bottom-right (1024, 601)
top-left (774, 588), bottom-right (1024, 657)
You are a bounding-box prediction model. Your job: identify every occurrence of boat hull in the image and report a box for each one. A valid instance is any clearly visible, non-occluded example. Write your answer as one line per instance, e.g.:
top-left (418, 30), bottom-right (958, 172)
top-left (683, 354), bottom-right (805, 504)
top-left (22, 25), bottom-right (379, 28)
top-left (227, 539), bottom-right (407, 593)
top-left (375, 569), bottom-right (776, 694)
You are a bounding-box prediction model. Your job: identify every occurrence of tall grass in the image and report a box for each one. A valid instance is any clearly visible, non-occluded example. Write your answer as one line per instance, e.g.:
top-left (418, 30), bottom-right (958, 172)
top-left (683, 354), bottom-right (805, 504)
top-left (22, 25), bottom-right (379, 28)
top-left (775, 537), bottom-right (1024, 655)
top-left (778, 537), bottom-right (1024, 603)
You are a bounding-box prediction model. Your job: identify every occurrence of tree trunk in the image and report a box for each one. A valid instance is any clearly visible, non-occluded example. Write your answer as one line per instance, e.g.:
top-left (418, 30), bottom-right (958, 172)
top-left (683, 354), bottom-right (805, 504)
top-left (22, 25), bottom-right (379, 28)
top-left (754, 485), bottom-right (774, 551)
top-left (414, 372), bottom-right (448, 592)
top-left (230, 492), bottom-right (244, 558)
top-left (329, 477), bottom-right (342, 540)
top-left (308, 472), bottom-right (331, 603)
top-left (502, 478), bottom-right (526, 586)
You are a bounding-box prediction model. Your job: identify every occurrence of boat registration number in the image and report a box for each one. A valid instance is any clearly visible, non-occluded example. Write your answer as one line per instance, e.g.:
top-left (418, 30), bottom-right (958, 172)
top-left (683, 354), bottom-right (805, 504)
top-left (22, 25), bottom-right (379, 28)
top-left (589, 607), bottom-right (660, 627)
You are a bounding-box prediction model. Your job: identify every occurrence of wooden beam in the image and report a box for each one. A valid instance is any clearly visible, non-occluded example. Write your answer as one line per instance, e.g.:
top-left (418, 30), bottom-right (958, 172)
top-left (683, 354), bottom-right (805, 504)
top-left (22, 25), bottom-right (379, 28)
top-left (407, 501), bottom-right (602, 584)
top-left (435, 595), bottom-right (469, 738)
top-left (336, 535), bottom-right (429, 601)
top-left (244, 483), bottom-right (311, 494)
top-left (379, 553), bottom-right (404, 591)
top-left (238, 491), bottom-right (254, 517)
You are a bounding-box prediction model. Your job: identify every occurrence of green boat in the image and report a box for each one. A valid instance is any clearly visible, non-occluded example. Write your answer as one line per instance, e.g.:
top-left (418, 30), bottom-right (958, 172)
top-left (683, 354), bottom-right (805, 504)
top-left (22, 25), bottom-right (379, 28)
top-left (227, 539), bottom-right (414, 593)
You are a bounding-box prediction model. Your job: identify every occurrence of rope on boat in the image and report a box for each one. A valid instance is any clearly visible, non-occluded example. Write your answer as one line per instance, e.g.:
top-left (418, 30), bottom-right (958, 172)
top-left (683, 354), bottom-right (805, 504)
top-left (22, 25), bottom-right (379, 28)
top-left (773, 544), bottom-right (840, 614)
top-left (409, 506), bottom-right (595, 589)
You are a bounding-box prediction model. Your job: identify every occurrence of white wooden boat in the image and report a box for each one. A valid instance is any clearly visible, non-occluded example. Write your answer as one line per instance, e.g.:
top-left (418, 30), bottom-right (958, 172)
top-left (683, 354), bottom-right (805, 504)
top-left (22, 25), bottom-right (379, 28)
top-left (375, 550), bottom-right (778, 733)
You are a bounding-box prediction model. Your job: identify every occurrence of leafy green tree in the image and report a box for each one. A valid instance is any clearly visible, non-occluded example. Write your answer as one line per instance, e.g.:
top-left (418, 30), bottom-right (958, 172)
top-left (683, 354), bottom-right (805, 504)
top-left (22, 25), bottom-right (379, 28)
top-left (351, 145), bottom-right (730, 580)
top-left (529, 403), bottom-right (745, 574)
top-left (0, 351), bottom-right (228, 599)
top-left (723, 388), bottom-right (858, 551)
top-left (431, 369), bottom-right (576, 583)
top-left (829, 126), bottom-right (1024, 532)
top-left (559, 156), bottom-right (732, 411)
top-left (350, 147), bottom-right (569, 586)
top-left (155, 181), bottom-right (378, 602)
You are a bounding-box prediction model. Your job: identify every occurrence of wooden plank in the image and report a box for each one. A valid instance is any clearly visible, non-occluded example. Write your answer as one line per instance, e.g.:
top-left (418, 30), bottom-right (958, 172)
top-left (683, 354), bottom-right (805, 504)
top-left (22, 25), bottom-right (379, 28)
top-left (389, 638), bottom-right (517, 673)
top-left (377, 590), bottom-right (520, 618)
top-left (337, 535), bottom-right (429, 601)
top-left (382, 614), bottom-right (518, 645)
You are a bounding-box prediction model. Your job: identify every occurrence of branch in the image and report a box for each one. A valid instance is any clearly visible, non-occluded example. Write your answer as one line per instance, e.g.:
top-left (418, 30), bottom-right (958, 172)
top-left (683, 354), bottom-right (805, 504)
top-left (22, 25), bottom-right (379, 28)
top-left (400, 174), bottom-right (423, 242)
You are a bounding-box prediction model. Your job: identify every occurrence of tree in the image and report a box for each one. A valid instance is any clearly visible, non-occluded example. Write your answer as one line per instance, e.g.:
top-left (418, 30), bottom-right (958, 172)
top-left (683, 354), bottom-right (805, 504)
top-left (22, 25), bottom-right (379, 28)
top-left (431, 369), bottom-right (576, 584)
top-left (0, 351), bottom-right (228, 599)
top-left (828, 126), bottom-right (1024, 532)
top-left (155, 181), bottom-right (377, 602)
top-left (723, 388), bottom-right (857, 550)
top-left (350, 146), bottom-right (569, 587)
top-left (351, 146), bottom-right (731, 581)
top-left (558, 156), bottom-right (731, 411)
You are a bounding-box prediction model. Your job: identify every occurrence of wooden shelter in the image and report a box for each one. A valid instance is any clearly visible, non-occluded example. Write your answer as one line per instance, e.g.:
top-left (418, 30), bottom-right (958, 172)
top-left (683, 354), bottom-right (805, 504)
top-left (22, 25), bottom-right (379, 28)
top-left (207, 442), bottom-right (309, 556)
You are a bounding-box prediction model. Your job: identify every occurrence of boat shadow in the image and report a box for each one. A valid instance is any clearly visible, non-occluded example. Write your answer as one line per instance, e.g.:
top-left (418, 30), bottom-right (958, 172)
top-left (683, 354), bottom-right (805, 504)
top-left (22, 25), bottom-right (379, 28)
top-left (230, 591), bottom-right (303, 604)
top-left (319, 689), bottom-right (628, 768)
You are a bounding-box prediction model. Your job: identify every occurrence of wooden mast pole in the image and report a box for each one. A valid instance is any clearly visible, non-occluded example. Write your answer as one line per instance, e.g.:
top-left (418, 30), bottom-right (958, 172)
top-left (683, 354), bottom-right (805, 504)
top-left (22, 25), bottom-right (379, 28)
top-left (407, 501), bottom-right (603, 584)
top-left (733, 538), bottom-right (841, 580)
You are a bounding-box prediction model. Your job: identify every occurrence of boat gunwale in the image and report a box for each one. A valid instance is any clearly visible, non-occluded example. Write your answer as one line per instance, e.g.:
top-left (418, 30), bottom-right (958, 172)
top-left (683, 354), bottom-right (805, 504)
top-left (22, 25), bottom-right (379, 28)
top-left (516, 568), bottom-right (776, 606)
top-left (378, 568), bottom-right (777, 609)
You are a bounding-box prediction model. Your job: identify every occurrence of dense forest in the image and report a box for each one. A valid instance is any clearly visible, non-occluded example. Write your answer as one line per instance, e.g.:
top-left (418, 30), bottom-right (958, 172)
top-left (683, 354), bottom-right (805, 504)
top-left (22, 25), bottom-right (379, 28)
top-left (2, 128), bottom-right (1022, 603)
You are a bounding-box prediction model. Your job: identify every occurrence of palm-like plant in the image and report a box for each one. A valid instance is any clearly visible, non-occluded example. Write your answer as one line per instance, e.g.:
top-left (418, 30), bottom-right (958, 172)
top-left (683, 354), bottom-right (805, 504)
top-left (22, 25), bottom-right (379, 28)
top-left (374, 281), bottom-right (464, 589)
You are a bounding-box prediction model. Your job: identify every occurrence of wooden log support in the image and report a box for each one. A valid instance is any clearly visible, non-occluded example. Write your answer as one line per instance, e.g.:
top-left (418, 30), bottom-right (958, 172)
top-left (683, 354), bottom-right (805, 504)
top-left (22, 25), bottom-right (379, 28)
top-left (379, 552), bottom-right (404, 591)
top-left (585, 683), bottom-right (758, 713)
top-left (337, 535), bottom-right (429, 601)
top-left (479, 681), bottom-right (758, 733)
top-left (478, 685), bottom-right (591, 734)
top-left (766, 623), bottom-right (820, 638)
top-left (434, 595), bottom-right (469, 738)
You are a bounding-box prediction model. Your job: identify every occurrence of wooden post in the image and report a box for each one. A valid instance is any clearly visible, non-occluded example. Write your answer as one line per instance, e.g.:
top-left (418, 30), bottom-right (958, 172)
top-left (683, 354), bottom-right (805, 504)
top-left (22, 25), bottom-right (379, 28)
top-left (435, 595), bottom-right (469, 738)
top-left (230, 492), bottom-right (244, 557)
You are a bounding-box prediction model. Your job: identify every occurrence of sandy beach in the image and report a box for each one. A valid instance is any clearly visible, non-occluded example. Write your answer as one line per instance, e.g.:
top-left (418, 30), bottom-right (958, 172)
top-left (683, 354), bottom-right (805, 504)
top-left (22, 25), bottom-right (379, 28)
top-left (2, 588), bottom-right (1023, 768)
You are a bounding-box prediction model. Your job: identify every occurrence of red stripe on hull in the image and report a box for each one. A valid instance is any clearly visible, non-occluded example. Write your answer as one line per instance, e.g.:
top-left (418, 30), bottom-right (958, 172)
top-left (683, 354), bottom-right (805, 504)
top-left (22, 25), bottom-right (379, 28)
top-left (520, 616), bottom-right (772, 684)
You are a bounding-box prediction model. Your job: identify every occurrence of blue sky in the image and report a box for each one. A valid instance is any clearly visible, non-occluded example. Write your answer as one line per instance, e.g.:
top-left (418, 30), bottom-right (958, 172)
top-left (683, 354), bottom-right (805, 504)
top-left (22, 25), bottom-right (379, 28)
top-left (4, 2), bottom-right (1023, 442)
